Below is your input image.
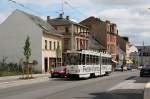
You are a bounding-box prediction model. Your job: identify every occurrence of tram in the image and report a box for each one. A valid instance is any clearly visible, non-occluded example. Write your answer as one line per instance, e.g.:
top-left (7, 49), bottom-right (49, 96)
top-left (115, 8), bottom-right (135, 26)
top-left (64, 50), bottom-right (112, 78)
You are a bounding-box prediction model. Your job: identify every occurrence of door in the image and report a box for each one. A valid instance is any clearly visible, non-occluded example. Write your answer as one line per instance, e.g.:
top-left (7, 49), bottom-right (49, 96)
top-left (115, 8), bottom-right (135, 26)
top-left (44, 57), bottom-right (48, 72)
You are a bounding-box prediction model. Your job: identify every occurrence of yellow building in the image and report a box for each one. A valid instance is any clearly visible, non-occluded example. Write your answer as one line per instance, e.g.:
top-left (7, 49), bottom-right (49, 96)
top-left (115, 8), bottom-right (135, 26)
top-left (42, 32), bottom-right (63, 73)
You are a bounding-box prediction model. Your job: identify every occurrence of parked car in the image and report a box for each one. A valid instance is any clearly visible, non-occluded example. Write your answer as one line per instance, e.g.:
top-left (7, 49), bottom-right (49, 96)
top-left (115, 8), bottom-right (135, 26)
top-left (115, 67), bottom-right (122, 71)
top-left (127, 65), bottom-right (132, 70)
top-left (51, 66), bottom-right (66, 78)
top-left (138, 65), bottom-right (143, 70)
top-left (140, 65), bottom-right (150, 77)
top-left (115, 65), bottom-right (123, 71)
top-left (115, 65), bottom-right (127, 71)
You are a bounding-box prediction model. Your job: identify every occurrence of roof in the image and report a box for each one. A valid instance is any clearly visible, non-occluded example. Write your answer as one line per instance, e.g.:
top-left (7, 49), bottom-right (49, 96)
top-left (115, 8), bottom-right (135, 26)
top-left (136, 46), bottom-right (150, 52)
top-left (15, 9), bottom-right (62, 37)
top-left (49, 16), bottom-right (88, 28)
top-left (88, 35), bottom-right (106, 50)
top-left (80, 16), bottom-right (103, 24)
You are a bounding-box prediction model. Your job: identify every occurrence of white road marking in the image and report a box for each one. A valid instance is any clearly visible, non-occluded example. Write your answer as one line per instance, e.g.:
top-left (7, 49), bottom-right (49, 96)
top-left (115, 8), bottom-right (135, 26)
top-left (107, 78), bottom-right (145, 92)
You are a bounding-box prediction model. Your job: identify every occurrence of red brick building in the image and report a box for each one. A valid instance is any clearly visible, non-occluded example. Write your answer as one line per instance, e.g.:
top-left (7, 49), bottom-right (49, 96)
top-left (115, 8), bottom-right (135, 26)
top-left (80, 16), bottom-right (119, 70)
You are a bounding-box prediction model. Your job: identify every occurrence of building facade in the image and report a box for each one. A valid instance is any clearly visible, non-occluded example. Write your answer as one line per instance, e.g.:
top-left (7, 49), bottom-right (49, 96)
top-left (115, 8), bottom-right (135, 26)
top-left (117, 36), bottom-right (130, 68)
top-left (129, 45), bottom-right (138, 68)
top-left (0, 10), bottom-right (63, 73)
top-left (137, 46), bottom-right (150, 66)
top-left (105, 21), bottom-right (118, 62)
top-left (47, 14), bottom-right (89, 52)
top-left (80, 17), bottom-right (118, 70)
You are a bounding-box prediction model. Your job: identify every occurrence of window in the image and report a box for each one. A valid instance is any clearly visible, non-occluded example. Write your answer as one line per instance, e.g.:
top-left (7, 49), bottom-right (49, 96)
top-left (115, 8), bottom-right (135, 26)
top-left (65, 27), bottom-right (69, 33)
top-left (54, 41), bottom-right (56, 50)
top-left (45, 40), bottom-right (47, 50)
top-left (49, 41), bottom-right (52, 50)
top-left (57, 41), bottom-right (60, 49)
top-left (65, 53), bottom-right (80, 65)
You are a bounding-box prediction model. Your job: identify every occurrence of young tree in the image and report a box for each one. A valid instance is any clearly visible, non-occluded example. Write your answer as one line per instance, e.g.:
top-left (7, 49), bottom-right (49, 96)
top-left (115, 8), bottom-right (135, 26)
top-left (24, 36), bottom-right (31, 78)
top-left (132, 58), bottom-right (138, 69)
top-left (56, 43), bottom-right (61, 67)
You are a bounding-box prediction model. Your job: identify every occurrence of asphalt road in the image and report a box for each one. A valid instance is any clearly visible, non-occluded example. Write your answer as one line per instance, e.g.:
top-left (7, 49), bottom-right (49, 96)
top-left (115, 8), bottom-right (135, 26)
top-left (0, 70), bottom-right (149, 99)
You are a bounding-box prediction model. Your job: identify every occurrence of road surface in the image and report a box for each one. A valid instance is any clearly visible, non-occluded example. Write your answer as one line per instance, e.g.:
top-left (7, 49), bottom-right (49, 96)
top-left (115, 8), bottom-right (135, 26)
top-left (0, 70), bottom-right (148, 99)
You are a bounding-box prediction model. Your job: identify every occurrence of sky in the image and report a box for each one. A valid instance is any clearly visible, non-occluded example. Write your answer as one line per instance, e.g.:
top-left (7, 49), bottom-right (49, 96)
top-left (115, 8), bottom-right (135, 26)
top-left (0, 0), bottom-right (150, 46)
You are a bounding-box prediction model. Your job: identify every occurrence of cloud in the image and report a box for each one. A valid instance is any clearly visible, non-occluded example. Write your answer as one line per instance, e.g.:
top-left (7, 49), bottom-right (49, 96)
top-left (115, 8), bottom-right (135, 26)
top-left (139, 32), bottom-right (150, 38)
top-left (0, 12), bottom-right (11, 24)
top-left (15, 0), bottom-right (92, 8)
top-left (91, 0), bottom-right (150, 8)
top-left (83, 6), bottom-right (150, 45)
top-left (16, 0), bottom-right (57, 6)
top-left (1, 0), bottom-right (150, 46)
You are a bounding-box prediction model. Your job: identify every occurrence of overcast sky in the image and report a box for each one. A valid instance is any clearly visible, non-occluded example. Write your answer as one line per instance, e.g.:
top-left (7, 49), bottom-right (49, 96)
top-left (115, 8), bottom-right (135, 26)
top-left (0, 0), bottom-right (150, 46)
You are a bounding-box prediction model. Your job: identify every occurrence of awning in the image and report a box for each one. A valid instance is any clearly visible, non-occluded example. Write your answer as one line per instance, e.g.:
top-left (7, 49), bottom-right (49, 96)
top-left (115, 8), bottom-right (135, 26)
top-left (126, 59), bottom-right (133, 64)
top-left (112, 60), bottom-right (118, 63)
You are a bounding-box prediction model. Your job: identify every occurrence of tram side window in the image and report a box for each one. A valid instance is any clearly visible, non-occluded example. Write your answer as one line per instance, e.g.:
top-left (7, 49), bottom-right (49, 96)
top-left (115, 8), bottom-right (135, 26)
top-left (92, 55), bottom-right (95, 65)
top-left (81, 54), bottom-right (85, 65)
top-left (85, 55), bottom-right (90, 65)
top-left (109, 58), bottom-right (112, 65)
top-left (96, 56), bottom-right (99, 65)
top-left (102, 57), bottom-right (112, 65)
top-left (102, 57), bottom-right (107, 65)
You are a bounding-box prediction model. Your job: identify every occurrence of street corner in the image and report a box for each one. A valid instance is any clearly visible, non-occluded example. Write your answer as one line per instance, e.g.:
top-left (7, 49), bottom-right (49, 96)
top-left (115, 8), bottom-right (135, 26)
top-left (144, 80), bottom-right (150, 99)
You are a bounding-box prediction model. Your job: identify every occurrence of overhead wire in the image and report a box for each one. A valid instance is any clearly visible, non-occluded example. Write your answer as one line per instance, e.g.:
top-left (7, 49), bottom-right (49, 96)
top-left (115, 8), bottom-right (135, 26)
top-left (64, 0), bottom-right (88, 19)
top-left (8, 0), bottom-right (89, 20)
top-left (8, 0), bottom-right (42, 15)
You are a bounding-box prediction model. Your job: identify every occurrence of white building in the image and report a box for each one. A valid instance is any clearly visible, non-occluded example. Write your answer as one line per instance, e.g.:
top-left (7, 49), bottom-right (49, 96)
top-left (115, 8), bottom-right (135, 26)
top-left (0, 9), bottom-right (63, 73)
top-left (137, 46), bottom-right (150, 66)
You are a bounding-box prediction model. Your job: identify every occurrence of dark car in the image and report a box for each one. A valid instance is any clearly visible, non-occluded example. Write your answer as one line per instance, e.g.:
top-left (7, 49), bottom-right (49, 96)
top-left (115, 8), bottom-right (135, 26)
top-left (140, 65), bottom-right (150, 77)
top-left (51, 66), bottom-right (66, 78)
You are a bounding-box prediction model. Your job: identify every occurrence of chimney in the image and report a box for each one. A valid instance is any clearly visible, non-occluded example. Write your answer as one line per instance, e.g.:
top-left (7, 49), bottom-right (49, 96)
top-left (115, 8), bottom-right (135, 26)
top-left (66, 16), bottom-right (69, 20)
top-left (59, 13), bottom-right (63, 18)
top-left (105, 20), bottom-right (110, 24)
top-left (47, 16), bottom-right (50, 21)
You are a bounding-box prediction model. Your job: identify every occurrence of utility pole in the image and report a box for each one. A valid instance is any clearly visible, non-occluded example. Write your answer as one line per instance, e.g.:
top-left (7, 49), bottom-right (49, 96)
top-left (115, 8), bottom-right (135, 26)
top-left (141, 41), bottom-right (144, 66)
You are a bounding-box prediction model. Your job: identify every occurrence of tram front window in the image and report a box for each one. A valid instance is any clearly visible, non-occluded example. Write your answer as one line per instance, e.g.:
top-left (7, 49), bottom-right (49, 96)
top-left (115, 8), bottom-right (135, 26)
top-left (65, 53), bottom-right (79, 65)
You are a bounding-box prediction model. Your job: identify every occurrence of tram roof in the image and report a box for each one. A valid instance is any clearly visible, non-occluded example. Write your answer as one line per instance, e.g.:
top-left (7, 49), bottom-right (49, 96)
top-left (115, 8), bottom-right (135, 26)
top-left (66, 50), bottom-right (111, 57)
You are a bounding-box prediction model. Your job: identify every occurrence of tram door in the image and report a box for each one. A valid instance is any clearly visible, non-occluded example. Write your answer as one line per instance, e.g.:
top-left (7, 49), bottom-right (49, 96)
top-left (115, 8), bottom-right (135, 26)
top-left (101, 57), bottom-right (106, 75)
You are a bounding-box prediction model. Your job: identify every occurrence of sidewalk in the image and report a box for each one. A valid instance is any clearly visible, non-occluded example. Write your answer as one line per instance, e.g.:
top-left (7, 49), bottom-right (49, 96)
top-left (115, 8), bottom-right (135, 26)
top-left (144, 79), bottom-right (150, 99)
top-left (0, 74), bottom-right (51, 89)
top-left (0, 74), bottom-right (50, 82)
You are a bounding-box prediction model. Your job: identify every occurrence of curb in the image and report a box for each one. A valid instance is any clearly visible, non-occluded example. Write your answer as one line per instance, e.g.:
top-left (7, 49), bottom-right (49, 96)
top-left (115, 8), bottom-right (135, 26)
top-left (0, 74), bottom-right (51, 89)
top-left (144, 80), bottom-right (150, 99)
top-left (0, 76), bottom-right (51, 89)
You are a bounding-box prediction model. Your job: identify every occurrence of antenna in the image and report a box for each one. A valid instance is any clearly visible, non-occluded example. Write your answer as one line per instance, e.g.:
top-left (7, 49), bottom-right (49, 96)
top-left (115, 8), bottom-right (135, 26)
top-left (61, 0), bottom-right (64, 15)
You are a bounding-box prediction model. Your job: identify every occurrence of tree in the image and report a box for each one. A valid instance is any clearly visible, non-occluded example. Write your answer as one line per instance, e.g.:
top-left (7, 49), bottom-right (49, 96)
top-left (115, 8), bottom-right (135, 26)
top-left (132, 58), bottom-right (138, 69)
top-left (23, 36), bottom-right (31, 78)
top-left (123, 56), bottom-right (126, 66)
